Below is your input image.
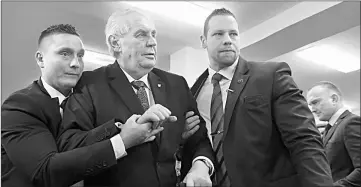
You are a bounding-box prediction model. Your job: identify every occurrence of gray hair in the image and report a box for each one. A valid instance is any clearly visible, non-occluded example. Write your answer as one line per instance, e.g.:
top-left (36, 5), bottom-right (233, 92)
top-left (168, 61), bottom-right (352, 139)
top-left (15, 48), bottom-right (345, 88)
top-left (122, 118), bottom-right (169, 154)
top-left (105, 9), bottom-right (139, 57)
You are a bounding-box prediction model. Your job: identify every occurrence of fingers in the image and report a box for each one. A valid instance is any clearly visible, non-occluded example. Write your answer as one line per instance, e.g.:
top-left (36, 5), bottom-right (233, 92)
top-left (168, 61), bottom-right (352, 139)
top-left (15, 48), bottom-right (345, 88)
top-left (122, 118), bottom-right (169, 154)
top-left (182, 125), bottom-right (200, 140)
top-left (167, 116), bottom-right (177, 123)
top-left (128, 114), bottom-right (141, 122)
top-left (144, 135), bottom-right (156, 142)
top-left (149, 126), bottom-right (164, 136)
top-left (185, 111), bottom-right (194, 118)
top-left (185, 116), bottom-right (200, 131)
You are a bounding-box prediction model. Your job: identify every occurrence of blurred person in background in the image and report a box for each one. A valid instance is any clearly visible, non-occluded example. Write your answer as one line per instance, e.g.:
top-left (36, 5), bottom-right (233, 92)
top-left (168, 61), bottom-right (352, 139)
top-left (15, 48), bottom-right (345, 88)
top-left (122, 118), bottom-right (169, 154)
top-left (307, 81), bottom-right (360, 187)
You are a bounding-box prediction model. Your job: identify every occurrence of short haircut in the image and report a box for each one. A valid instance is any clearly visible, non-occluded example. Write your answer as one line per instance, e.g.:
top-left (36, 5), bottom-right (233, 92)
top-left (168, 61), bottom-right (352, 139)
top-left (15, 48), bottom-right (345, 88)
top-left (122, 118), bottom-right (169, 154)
top-left (105, 9), bottom-right (142, 57)
top-left (309, 81), bottom-right (343, 98)
top-left (203, 8), bottom-right (237, 37)
top-left (38, 24), bottom-right (80, 47)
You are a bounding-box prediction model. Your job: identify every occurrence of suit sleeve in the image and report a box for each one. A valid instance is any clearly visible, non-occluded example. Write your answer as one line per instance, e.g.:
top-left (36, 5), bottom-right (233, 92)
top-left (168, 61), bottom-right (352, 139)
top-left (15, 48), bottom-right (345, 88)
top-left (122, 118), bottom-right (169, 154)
top-left (57, 81), bottom-right (120, 151)
top-left (335, 116), bottom-right (361, 187)
top-left (1, 94), bottom-right (117, 187)
top-left (271, 62), bottom-right (334, 187)
top-left (179, 77), bottom-right (215, 178)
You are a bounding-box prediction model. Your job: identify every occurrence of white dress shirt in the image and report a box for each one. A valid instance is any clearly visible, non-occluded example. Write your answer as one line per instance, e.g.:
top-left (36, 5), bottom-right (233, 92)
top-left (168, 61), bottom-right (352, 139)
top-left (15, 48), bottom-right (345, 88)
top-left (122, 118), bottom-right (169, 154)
top-left (41, 77), bottom-right (68, 117)
top-left (196, 58), bottom-right (238, 144)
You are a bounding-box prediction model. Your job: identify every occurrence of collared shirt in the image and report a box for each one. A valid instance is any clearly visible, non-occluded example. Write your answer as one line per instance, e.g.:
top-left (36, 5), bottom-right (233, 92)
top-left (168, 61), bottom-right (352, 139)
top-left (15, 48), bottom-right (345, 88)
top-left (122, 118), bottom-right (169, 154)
top-left (41, 77), bottom-right (69, 117)
top-left (196, 57), bottom-right (238, 142)
top-left (328, 107), bottom-right (348, 126)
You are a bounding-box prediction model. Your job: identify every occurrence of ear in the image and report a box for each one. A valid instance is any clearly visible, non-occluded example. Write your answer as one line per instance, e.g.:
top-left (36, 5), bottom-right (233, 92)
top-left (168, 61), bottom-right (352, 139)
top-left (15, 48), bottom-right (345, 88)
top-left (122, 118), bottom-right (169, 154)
top-left (200, 35), bottom-right (207, 49)
top-left (108, 35), bottom-right (122, 53)
top-left (331, 94), bottom-right (339, 104)
top-left (35, 51), bottom-right (44, 68)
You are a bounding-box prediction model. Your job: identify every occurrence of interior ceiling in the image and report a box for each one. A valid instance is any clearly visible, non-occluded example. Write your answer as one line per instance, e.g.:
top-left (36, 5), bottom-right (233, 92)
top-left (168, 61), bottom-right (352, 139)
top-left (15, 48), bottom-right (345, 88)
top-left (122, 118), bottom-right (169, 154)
top-left (1, 1), bottom-right (360, 113)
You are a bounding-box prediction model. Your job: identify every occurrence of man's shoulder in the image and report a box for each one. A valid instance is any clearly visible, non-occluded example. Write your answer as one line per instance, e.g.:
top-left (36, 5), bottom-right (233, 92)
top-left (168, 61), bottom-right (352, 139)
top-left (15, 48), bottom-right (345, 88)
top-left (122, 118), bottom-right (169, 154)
top-left (77, 65), bottom-right (108, 85)
top-left (2, 81), bottom-right (45, 110)
top-left (248, 60), bottom-right (290, 71)
top-left (152, 68), bottom-right (185, 82)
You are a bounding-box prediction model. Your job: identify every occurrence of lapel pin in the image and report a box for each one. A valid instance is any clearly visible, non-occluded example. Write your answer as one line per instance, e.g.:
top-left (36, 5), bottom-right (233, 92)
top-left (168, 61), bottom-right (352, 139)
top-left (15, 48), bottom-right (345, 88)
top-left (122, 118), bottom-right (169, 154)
top-left (227, 89), bottom-right (234, 93)
top-left (158, 83), bottom-right (161, 88)
top-left (237, 79), bottom-right (243, 83)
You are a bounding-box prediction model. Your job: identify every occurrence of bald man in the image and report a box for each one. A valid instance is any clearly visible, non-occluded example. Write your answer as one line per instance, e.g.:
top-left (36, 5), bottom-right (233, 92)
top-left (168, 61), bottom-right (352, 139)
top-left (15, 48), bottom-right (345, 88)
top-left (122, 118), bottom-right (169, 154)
top-left (307, 81), bottom-right (360, 187)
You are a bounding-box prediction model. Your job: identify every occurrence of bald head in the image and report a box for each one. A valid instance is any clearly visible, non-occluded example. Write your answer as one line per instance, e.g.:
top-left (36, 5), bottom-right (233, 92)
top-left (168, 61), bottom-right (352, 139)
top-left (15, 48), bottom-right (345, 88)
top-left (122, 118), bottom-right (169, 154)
top-left (307, 81), bottom-right (343, 121)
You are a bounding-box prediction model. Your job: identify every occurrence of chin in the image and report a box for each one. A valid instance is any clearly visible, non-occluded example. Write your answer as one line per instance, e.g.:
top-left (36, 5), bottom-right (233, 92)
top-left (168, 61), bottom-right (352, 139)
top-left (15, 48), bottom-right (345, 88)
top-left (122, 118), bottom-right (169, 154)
top-left (141, 60), bottom-right (156, 69)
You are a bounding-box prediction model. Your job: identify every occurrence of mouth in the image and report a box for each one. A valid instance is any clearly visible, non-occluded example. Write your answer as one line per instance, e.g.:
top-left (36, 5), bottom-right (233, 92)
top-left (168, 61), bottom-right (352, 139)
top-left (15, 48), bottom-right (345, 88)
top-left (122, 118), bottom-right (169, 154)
top-left (219, 49), bottom-right (235, 53)
top-left (142, 53), bottom-right (156, 60)
top-left (65, 73), bottom-right (79, 77)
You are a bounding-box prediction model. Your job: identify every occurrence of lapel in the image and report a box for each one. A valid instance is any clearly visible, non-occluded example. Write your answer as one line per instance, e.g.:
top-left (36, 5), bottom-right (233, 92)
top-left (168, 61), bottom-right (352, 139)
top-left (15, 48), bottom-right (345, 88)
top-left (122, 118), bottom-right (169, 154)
top-left (37, 78), bottom-right (63, 107)
top-left (148, 70), bottom-right (167, 146)
top-left (107, 61), bottom-right (144, 115)
top-left (223, 57), bottom-right (250, 140)
top-left (323, 110), bottom-right (351, 145)
top-left (191, 70), bottom-right (209, 98)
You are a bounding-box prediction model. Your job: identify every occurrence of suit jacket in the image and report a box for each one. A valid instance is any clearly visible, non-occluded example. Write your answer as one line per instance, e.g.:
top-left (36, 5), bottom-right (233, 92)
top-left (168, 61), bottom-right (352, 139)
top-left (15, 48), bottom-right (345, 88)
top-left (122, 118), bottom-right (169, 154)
top-left (1, 79), bottom-right (119, 187)
top-left (191, 57), bottom-right (334, 187)
top-left (323, 110), bottom-right (360, 187)
top-left (57, 62), bottom-right (214, 187)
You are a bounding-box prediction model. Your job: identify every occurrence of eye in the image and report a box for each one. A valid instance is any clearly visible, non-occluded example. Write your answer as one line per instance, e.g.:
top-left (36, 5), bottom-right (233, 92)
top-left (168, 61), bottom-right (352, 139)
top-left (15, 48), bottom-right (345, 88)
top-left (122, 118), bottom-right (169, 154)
top-left (230, 32), bottom-right (238, 36)
top-left (60, 51), bottom-right (70, 57)
top-left (213, 33), bottom-right (222, 36)
top-left (78, 53), bottom-right (84, 58)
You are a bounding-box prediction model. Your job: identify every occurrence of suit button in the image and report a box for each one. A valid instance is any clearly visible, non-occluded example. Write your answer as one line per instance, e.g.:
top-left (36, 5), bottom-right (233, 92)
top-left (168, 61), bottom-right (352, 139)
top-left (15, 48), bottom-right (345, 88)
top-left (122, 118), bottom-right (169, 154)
top-left (103, 162), bottom-right (107, 167)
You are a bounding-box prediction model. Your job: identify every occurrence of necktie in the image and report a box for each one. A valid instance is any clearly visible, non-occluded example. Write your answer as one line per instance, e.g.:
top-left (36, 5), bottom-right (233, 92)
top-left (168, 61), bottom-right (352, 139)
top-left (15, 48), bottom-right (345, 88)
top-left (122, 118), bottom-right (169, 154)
top-left (131, 80), bottom-right (150, 111)
top-left (323, 123), bottom-right (332, 136)
top-left (59, 97), bottom-right (69, 118)
top-left (210, 73), bottom-right (231, 187)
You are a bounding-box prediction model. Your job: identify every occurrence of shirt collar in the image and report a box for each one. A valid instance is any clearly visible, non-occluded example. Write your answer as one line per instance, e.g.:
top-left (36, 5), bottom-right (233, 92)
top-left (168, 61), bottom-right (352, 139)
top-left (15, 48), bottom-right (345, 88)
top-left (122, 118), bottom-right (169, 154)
top-left (328, 107), bottom-right (348, 126)
top-left (120, 68), bottom-right (150, 89)
top-left (41, 77), bottom-right (68, 105)
top-left (207, 56), bottom-right (238, 82)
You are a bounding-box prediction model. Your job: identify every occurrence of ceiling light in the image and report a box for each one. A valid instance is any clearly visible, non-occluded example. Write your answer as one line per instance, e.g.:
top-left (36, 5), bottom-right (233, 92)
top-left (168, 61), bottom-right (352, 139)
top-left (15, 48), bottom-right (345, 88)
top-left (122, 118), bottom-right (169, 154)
top-left (297, 45), bottom-right (360, 73)
top-left (84, 50), bottom-right (115, 66)
top-left (122, 1), bottom-right (211, 27)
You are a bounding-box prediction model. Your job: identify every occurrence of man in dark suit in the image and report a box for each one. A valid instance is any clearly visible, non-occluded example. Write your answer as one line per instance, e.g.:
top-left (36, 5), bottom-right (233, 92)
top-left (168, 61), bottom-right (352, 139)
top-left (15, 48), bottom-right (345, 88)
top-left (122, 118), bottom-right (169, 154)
top-left (189, 8), bottom-right (334, 187)
top-left (57, 9), bottom-right (215, 187)
top-left (307, 81), bottom-right (360, 187)
top-left (1, 24), bottom-right (160, 187)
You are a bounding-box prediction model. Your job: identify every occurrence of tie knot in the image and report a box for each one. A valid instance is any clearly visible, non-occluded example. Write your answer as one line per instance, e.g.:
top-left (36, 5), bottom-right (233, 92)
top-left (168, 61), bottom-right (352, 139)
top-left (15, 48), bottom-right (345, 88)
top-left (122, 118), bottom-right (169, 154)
top-left (131, 80), bottom-right (146, 90)
top-left (212, 73), bottom-right (223, 84)
top-left (59, 97), bottom-right (69, 110)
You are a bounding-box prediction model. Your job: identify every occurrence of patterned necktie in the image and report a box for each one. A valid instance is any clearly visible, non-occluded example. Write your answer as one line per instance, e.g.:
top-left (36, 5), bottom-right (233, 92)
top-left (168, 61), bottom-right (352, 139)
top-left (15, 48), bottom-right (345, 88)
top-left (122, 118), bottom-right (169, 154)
top-left (131, 80), bottom-right (150, 111)
top-left (210, 73), bottom-right (231, 187)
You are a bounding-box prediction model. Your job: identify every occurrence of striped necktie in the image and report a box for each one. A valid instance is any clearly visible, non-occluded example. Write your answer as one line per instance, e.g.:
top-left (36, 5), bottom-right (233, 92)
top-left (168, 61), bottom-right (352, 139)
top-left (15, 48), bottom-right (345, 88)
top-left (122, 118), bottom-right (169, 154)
top-left (210, 73), bottom-right (231, 187)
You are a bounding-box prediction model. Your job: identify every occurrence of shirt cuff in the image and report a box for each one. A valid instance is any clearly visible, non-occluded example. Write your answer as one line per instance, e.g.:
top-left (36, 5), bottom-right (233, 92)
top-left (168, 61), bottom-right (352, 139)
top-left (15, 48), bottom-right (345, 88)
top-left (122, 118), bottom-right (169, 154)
top-left (192, 156), bottom-right (214, 176)
top-left (110, 134), bottom-right (127, 159)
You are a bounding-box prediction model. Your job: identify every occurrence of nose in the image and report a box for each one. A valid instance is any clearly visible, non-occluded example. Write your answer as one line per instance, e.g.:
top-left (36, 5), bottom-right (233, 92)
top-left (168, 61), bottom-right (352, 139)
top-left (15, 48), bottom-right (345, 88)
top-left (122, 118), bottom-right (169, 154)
top-left (222, 33), bottom-right (232, 45)
top-left (70, 56), bottom-right (81, 68)
top-left (146, 36), bottom-right (157, 47)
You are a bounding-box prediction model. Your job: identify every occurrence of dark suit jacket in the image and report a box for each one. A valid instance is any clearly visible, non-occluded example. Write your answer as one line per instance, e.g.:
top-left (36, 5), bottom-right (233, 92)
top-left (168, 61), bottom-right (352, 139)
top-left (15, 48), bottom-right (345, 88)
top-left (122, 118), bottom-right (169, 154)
top-left (323, 110), bottom-right (360, 187)
top-left (1, 79), bottom-right (119, 187)
top-left (57, 62), bottom-right (214, 187)
top-left (191, 57), bottom-right (334, 187)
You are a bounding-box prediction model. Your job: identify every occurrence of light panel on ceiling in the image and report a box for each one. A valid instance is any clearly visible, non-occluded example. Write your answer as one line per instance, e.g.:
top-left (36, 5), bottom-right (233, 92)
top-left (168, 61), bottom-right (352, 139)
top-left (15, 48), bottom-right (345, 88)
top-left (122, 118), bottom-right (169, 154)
top-left (122, 1), bottom-right (211, 27)
top-left (297, 44), bottom-right (360, 73)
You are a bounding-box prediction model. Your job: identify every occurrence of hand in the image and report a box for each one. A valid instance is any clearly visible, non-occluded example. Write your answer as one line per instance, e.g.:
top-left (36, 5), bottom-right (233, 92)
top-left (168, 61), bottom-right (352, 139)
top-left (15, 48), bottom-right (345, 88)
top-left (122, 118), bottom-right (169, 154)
top-left (183, 161), bottom-right (211, 187)
top-left (137, 104), bottom-right (177, 129)
top-left (182, 111), bottom-right (200, 141)
top-left (119, 114), bottom-right (164, 149)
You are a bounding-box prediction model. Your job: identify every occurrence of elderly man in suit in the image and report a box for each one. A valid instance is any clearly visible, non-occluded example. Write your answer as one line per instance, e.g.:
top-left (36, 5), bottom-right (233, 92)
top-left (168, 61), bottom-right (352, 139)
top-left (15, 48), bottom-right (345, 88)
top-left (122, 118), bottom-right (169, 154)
top-left (307, 81), bottom-right (360, 187)
top-left (188, 8), bottom-right (334, 187)
top-left (1, 24), bottom-right (134, 187)
top-left (57, 9), bottom-right (215, 187)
